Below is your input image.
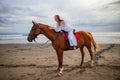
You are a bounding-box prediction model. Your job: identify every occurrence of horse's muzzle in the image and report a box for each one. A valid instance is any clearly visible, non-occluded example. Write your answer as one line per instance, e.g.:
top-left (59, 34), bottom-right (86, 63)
top-left (27, 37), bottom-right (32, 42)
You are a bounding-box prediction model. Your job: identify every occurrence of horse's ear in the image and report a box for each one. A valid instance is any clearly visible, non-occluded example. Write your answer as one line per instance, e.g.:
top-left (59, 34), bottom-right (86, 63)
top-left (32, 21), bottom-right (37, 25)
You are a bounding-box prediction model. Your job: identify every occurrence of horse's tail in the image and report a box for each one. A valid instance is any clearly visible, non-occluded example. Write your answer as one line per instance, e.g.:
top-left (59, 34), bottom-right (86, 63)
top-left (88, 32), bottom-right (99, 52)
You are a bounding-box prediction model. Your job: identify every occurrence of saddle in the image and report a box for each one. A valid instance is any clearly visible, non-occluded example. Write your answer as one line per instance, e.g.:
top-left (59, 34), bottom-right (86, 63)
top-left (61, 29), bottom-right (80, 41)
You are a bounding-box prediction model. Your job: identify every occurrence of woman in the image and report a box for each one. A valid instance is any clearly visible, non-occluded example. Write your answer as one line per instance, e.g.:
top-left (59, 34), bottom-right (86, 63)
top-left (54, 15), bottom-right (77, 49)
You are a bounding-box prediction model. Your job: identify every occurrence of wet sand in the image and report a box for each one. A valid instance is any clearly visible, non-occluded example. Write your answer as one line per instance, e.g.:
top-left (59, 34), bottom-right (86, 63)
top-left (0, 44), bottom-right (120, 80)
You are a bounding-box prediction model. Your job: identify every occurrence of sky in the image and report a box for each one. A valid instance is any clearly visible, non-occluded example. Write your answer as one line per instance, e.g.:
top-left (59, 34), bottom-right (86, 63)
top-left (0, 0), bottom-right (120, 33)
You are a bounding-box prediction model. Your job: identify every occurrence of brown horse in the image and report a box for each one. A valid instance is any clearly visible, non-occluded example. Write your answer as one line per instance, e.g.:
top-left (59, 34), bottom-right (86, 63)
top-left (27, 21), bottom-right (98, 74)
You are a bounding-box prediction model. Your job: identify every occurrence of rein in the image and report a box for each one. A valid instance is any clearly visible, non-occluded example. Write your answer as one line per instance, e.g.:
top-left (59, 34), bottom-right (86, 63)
top-left (34, 39), bottom-right (52, 48)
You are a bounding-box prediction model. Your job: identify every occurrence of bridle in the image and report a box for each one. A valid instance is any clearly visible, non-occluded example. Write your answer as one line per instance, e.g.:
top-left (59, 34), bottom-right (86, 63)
top-left (28, 23), bottom-right (39, 42)
top-left (28, 23), bottom-right (51, 48)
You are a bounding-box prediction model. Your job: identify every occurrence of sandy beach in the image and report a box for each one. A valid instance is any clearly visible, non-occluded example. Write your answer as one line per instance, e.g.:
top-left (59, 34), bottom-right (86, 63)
top-left (0, 44), bottom-right (120, 80)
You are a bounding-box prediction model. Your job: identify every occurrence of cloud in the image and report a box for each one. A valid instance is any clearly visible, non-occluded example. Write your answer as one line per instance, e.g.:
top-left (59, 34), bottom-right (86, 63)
top-left (0, 26), bottom-right (10, 30)
top-left (0, 0), bottom-right (120, 33)
top-left (84, 0), bottom-right (120, 27)
top-left (109, 0), bottom-right (120, 5)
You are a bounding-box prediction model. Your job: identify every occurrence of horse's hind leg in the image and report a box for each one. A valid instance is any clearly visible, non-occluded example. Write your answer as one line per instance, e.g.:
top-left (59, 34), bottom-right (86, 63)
top-left (80, 45), bottom-right (85, 67)
top-left (86, 45), bottom-right (94, 67)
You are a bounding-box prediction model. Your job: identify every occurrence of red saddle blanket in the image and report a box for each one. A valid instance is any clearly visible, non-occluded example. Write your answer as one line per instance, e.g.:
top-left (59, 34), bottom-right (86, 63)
top-left (61, 32), bottom-right (80, 41)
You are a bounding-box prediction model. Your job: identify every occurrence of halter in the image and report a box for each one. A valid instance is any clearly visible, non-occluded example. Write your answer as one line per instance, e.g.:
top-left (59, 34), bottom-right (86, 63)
top-left (28, 24), bottom-right (38, 41)
top-left (29, 23), bottom-right (51, 48)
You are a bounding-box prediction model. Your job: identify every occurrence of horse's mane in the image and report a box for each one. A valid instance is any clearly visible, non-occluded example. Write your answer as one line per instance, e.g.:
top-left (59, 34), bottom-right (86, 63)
top-left (38, 23), bottom-right (57, 33)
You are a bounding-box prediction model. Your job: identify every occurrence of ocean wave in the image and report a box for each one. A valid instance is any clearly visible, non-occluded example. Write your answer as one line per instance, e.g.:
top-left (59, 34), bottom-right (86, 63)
top-left (0, 34), bottom-right (26, 40)
top-left (0, 32), bottom-right (120, 44)
top-left (91, 32), bottom-right (120, 37)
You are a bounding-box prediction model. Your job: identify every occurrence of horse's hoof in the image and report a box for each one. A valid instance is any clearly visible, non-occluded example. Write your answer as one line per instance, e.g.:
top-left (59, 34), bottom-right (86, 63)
top-left (57, 68), bottom-right (60, 71)
top-left (79, 64), bottom-right (82, 68)
top-left (79, 66), bottom-right (82, 68)
top-left (90, 60), bottom-right (94, 67)
top-left (58, 73), bottom-right (63, 76)
top-left (90, 63), bottom-right (94, 67)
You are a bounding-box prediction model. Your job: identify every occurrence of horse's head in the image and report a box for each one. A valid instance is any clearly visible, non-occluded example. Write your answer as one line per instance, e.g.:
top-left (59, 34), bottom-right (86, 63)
top-left (27, 21), bottom-right (42, 42)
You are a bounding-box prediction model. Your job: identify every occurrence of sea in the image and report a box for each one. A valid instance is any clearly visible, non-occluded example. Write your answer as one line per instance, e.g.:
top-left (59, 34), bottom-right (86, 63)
top-left (0, 32), bottom-right (120, 44)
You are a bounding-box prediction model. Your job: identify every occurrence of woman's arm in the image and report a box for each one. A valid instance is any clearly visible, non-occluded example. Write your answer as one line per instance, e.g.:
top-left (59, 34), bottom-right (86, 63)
top-left (55, 24), bottom-right (62, 32)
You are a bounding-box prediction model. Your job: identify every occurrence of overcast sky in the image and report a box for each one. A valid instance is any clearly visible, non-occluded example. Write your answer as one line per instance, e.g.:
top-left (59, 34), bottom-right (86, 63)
top-left (0, 0), bottom-right (120, 33)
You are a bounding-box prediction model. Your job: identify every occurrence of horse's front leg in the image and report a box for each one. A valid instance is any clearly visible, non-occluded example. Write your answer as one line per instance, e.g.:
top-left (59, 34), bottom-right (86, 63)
top-left (56, 49), bottom-right (64, 75)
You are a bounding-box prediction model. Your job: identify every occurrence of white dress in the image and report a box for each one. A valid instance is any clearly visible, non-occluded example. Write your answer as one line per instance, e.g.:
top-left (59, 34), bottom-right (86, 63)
top-left (55, 21), bottom-right (77, 46)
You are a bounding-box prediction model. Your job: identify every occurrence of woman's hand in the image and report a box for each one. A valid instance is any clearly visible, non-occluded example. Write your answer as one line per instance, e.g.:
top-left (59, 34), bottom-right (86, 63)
top-left (49, 27), bottom-right (54, 29)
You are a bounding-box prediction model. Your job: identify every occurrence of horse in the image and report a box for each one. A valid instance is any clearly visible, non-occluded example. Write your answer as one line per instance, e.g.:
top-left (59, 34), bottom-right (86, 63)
top-left (27, 21), bottom-right (98, 75)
